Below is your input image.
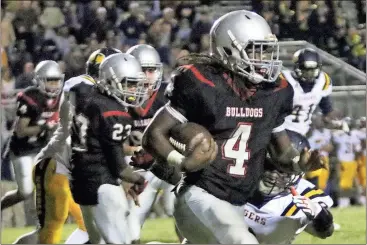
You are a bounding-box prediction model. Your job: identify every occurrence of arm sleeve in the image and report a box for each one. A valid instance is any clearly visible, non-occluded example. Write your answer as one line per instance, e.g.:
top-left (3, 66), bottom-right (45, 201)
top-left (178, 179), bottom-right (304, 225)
top-left (319, 96), bottom-right (333, 115)
top-left (37, 92), bottom-right (72, 160)
top-left (272, 85), bottom-right (294, 133)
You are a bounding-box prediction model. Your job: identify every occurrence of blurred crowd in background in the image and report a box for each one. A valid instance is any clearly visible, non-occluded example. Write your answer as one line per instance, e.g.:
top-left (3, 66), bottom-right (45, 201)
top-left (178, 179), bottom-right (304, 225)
top-left (0, 0), bottom-right (366, 218)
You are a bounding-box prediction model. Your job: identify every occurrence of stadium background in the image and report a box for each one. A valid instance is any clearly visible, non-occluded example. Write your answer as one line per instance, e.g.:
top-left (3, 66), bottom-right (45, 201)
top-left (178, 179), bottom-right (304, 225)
top-left (0, 0), bottom-right (366, 243)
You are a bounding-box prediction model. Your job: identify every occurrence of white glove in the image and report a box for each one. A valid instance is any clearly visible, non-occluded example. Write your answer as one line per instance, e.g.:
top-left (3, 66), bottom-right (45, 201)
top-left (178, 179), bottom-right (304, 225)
top-left (292, 195), bottom-right (322, 220)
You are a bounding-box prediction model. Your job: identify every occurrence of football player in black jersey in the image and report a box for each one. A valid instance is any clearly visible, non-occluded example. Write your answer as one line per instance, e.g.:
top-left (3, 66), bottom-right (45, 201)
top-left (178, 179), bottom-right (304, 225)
top-left (124, 44), bottom-right (180, 243)
top-left (69, 53), bottom-right (149, 244)
top-left (142, 10), bottom-right (325, 244)
top-left (1, 60), bottom-right (63, 211)
top-left (11, 48), bottom-right (122, 245)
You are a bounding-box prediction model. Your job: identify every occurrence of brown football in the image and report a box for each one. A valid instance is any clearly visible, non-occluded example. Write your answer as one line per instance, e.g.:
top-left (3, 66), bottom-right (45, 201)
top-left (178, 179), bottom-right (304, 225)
top-left (169, 122), bottom-right (213, 156)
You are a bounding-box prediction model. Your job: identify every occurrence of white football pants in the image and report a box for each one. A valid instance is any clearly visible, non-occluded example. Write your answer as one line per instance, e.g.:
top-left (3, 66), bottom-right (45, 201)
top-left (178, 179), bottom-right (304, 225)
top-left (174, 185), bottom-right (259, 244)
top-left (11, 153), bottom-right (37, 197)
top-left (129, 171), bottom-right (176, 241)
top-left (80, 184), bottom-right (131, 244)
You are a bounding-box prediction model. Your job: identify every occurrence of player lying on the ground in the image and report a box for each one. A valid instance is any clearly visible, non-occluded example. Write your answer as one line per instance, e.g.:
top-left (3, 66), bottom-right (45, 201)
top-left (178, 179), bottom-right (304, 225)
top-left (143, 131), bottom-right (334, 244)
top-left (242, 130), bottom-right (334, 244)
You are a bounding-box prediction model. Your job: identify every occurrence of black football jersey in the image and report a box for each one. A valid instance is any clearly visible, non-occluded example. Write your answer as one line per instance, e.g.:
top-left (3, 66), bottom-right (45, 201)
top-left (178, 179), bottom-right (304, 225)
top-left (9, 86), bottom-right (61, 156)
top-left (166, 64), bottom-right (294, 205)
top-left (128, 83), bottom-right (168, 131)
top-left (69, 83), bottom-right (133, 199)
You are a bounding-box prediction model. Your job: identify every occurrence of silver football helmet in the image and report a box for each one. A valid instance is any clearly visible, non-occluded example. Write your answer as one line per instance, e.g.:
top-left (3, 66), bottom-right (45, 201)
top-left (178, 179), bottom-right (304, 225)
top-left (209, 10), bottom-right (282, 84)
top-left (126, 44), bottom-right (163, 93)
top-left (34, 60), bottom-right (64, 97)
top-left (97, 53), bottom-right (149, 107)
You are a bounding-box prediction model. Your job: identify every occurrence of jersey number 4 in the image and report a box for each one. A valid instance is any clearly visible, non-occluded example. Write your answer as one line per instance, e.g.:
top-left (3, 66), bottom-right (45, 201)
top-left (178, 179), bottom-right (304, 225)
top-left (222, 123), bottom-right (252, 177)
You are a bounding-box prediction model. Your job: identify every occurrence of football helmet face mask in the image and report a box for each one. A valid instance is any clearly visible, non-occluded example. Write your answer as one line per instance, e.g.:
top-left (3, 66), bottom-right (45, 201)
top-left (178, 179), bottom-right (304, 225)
top-left (293, 48), bottom-right (322, 83)
top-left (259, 131), bottom-right (310, 197)
top-left (86, 47), bottom-right (122, 79)
top-left (126, 44), bottom-right (163, 93)
top-left (34, 60), bottom-right (64, 97)
top-left (97, 53), bottom-right (149, 108)
top-left (210, 10), bottom-right (282, 84)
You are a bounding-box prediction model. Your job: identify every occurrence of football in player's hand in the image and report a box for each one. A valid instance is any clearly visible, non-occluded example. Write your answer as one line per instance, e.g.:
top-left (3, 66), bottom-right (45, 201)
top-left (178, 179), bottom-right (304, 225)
top-left (169, 122), bottom-right (217, 172)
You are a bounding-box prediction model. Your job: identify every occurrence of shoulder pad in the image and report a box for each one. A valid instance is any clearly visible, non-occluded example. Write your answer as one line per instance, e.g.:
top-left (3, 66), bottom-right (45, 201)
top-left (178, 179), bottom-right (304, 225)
top-left (176, 64), bottom-right (215, 87)
top-left (17, 86), bottom-right (40, 103)
top-left (63, 74), bottom-right (95, 93)
top-left (321, 72), bottom-right (332, 91)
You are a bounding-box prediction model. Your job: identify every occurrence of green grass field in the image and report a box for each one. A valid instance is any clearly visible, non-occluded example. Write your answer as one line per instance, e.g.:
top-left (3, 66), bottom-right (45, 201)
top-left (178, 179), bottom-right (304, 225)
top-left (2, 206), bottom-right (366, 244)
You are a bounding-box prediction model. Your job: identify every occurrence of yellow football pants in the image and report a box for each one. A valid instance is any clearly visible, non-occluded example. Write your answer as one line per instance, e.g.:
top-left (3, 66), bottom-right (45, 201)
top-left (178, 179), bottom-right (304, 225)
top-left (33, 158), bottom-right (86, 244)
top-left (339, 160), bottom-right (358, 191)
top-left (357, 155), bottom-right (366, 188)
top-left (305, 157), bottom-right (330, 190)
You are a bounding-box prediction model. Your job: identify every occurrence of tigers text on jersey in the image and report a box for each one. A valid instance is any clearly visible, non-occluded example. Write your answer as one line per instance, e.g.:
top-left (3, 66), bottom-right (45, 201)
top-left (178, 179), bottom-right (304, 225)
top-left (282, 70), bottom-right (332, 135)
top-left (36, 74), bottom-right (95, 176)
top-left (308, 129), bottom-right (332, 157)
top-left (333, 130), bottom-right (361, 162)
top-left (9, 86), bottom-right (61, 156)
top-left (166, 64), bottom-right (294, 205)
top-left (69, 83), bottom-right (133, 205)
top-left (244, 179), bottom-right (333, 244)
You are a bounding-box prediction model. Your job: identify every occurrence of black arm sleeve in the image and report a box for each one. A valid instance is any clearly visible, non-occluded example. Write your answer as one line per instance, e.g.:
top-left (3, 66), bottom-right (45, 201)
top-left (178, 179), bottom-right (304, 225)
top-left (319, 96), bottom-right (333, 115)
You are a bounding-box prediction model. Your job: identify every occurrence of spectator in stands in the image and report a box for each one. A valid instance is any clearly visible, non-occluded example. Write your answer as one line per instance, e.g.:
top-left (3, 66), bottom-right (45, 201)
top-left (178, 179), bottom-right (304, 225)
top-left (175, 1), bottom-right (197, 25)
top-left (190, 6), bottom-right (212, 52)
top-left (63, 45), bottom-right (86, 79)
top-left (15, 61), bottom-right (34, 89)
top-left (104, 0), bottom-right (119, 25)
top-left (39, 0), bottom-right (65, 30)
top-left (34, 39), bottom-right (62, 64)
top-left (1, 67), bottom-right (17, 128)
top-left (176, 18), bottom-right (192, 43)
top-left (63, 2), bottom-right (83, 43)
top-left (1, 8), bottom-right (16, 52)
top-left (8, 39), bottom-right (32, 77)
top-left (119, 2), bottom-right (147, 46)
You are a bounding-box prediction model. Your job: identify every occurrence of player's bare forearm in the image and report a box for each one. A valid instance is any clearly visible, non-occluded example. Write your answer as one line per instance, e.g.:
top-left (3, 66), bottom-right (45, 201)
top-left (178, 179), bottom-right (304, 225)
top-left (150, 161), bottom-right (182, 185)
top-left (15, 117), bottom-right (42, 137)
top-left (320, 143), bottom-right (333, 153)
top-left (142, 107), bottom-right (182, 160)
top-left (323, 110), bottom-right (343, 129)
top-left (120, 167), bottom-right (145, 185)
